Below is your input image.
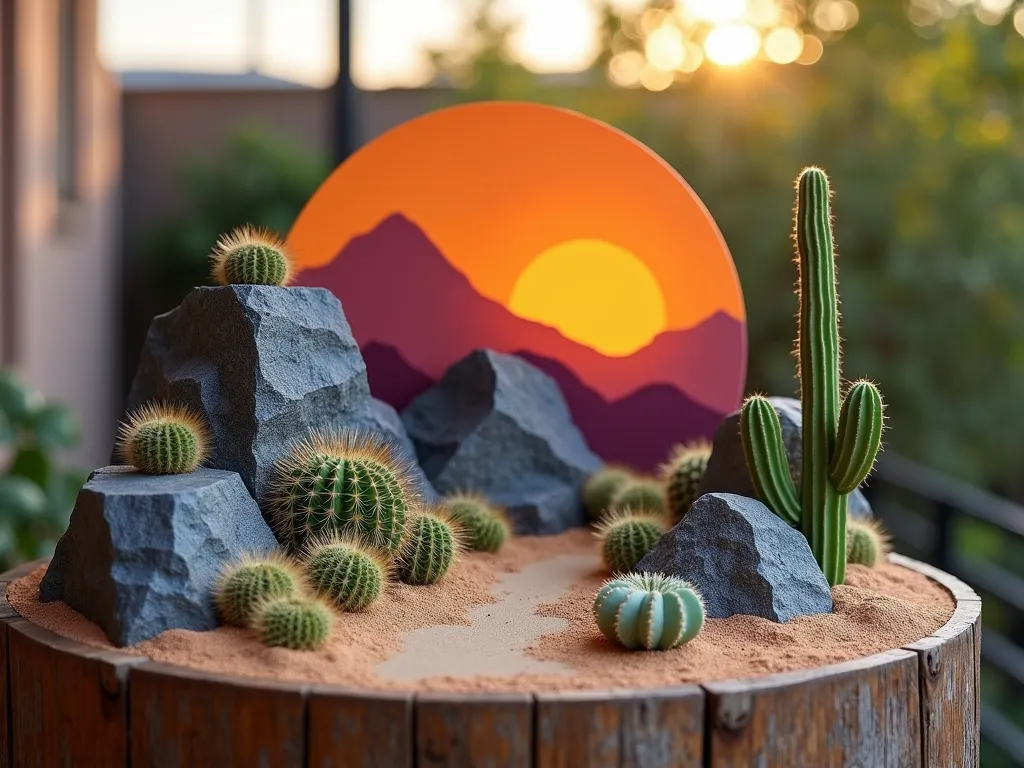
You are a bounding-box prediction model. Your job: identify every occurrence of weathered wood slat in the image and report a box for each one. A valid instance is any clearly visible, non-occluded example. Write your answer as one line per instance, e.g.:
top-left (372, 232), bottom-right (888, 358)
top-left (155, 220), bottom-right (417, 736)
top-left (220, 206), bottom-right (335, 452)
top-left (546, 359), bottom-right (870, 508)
top-left (306, 685), bottom-right (413, 768)
top-left (0, 567), bottom-right (26, 768)
top-left (129, 661), bottom-right (308, 768)
top-left (897, 554), bottom-right (983, 768)
top-left (535, 687), bottom-right (704, 768)
top-left (416, 692), bottom-right (533, 768)
top-left (703, 649), bottom-right (921, 768)
top-left (7, 619), bottom-right (140, 768)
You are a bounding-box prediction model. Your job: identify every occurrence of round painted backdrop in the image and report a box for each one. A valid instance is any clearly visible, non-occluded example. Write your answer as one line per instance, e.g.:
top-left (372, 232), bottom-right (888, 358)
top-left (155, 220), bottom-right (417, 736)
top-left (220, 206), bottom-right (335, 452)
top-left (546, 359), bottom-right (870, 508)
top-left (287, 101), bottom-right (746, 470)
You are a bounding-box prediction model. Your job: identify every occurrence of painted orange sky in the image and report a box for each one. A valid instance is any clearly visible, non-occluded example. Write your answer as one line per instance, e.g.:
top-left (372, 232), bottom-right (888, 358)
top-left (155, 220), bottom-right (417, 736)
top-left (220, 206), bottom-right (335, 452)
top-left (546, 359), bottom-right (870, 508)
top-left (287, 102), bottom-right (745, 334)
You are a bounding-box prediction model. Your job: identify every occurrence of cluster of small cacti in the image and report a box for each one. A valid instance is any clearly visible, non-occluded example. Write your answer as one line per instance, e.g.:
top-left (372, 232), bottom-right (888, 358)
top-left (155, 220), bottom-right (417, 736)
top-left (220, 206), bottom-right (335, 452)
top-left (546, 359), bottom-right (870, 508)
top-left (396, 509), bottom-right (460, 585)
top-left (116, 402), bottom-right (210, 475)
top-left (846, 517), bottom-right (891, 567)
top-left (660, 441), bottom-right (712, 522)
top-left (593, 572), bottom-right (705, 651)
top-left (443, 493), bottom-right (511, 553)
top-left (583, 466), bottom-right (634, 520)
top-left (610, 477), bottom-right (666, 515)
top-left (210, 225), bottom-right (295, 287)
top-left (595, 509), bottom-right (666, 574)
top-left (269, 430), bottom-right (416, 554)
top-left (739, 168), bottom-right (885, 586)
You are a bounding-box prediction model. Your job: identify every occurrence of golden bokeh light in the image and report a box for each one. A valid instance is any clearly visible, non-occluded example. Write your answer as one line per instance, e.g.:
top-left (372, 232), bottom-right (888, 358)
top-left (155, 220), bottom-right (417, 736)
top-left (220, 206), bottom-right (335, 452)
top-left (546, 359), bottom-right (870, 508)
top-left (640, 64), bottom-right (675, 91)
top-left (764, 27), bottom-right (803, 64)
top-left (509, 240), bottom-right (668, 357)
top-left (746, 0), bottom-right (781, 27)
top-left (705, 24), bottom-right (762, 67)
top-left (645, 25), bottom-right (686, 71)
top-left (1015, 6), bottom-right (1024, 36)
top-left (684, 0), bottom-right (748, 25)
top-left (680, 41), bottom-right (705, 73)
top-left (812, 0), bottom-right (860, 32)
top-left (609, 50), bottom-right (646, 87)
top-left (796, 34), bottom-right (824, 65)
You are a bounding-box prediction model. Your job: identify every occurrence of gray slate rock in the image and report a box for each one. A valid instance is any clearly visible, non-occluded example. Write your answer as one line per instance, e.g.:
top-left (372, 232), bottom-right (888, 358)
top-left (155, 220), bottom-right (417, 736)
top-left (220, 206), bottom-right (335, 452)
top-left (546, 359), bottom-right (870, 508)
top-left (40, 466), bottom-right (279, 646)
top-left (350, 398), bottom-right (439, 501)
top-left (402, 350), bottom-right (602, 534)
top-left (637, 493), bottom-right (833, 622)
top-left (698, 396), bottom-right (873, 518)
top-left (124, 286), bottom-right (371, 504)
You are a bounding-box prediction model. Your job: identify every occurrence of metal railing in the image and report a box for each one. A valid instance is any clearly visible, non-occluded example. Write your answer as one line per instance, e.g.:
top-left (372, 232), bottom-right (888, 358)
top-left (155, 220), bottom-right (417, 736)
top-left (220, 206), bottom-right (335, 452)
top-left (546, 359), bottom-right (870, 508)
top-left (868, 454), bottom-right (1024, 766)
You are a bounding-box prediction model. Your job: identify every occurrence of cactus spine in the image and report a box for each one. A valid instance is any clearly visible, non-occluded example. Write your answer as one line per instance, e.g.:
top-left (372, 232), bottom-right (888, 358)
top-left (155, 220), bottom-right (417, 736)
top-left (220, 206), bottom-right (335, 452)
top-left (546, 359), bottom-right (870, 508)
top-left (255, 595), bottom-right (334, 651)
top-left (593, 573), bottom-right (705, 651)
top-left (846, 517), bottom-right (891, 567)
top-left (214, 552), bottom-right (303, 627)
top-left (444, 494), bottom-right (511, 553)
top-left (739, 168), bottom-right (885, 586)
top-left (269, 430), bottom-right (416, 554)
top-left (595, 510), bottom-right (666, 574)
top-left (583, 466), bottom-right (634, 521)
top-left (609, 477), bottom-right (666, 515)
top-left (660, 442), bottom-right (711, 522)
top-left (305, 536), bottom-right (387, 612)
top-left (210, 225), bottom-right (294, 286)
top-left (116, 402), bottom-right (210, 475)
top-left (397, 509), bottom-right (459, 585)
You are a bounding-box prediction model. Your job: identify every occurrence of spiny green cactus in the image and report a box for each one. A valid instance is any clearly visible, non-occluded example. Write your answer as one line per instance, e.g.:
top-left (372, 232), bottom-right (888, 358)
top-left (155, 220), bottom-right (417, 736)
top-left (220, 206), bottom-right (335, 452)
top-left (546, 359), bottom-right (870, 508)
top-left (210, 225), bottom-right (294, 286)
top-left (593, 572), bottom-right (705, 651)
top-left (255, 595), bottom-right (334, 651)
top-left (444, 493), bottom-right (511, 553)
top-left (660, 442), bottom-right (712, 522)
top-left (396, 509), bottom-right (459, 585)
top-left (609, 477), bottom-right (666, 515)
top-left (583, 466), bottom-right (634, 521)
top-left (214, 552), bottom-right (303, 627)
top-left (846, 518), bottom-right (891, 567)
top-left (305, 535), bottom-right (387, 611)
top-left (269, 430), bottom-right (416, 554)
top-left (116, 402), bottom-right (210, 475)
top-left (595, 509), bottom-right (666, 574)
top-left (739, 168), bottom-right (885, 586)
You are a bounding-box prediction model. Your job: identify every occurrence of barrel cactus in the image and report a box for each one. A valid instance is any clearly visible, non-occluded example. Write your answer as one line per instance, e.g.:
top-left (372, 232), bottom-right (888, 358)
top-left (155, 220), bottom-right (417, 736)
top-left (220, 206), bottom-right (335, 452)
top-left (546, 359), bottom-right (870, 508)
top-left (846, 518), bottom-right (891, 567)
top-left (116, 402), bottom-right (209, 475)
top-left (595, 510), bottom-right (667, 574)
top-left (660, 441), bottom-right (711, 522)
top-left (610, 477), bottom-right (666, 515)
top-left (593, 573), bottom-right (705, 651)
top-left (739, 168), bottom-right (885, 586)
top-left (210, 224), bottom-right (294, 286)
top-left (583, 466), bottom-right (634, 521)
top-left (269, 430), bottom-right (416, 554)
top-left (444, 493), bottom-right (511, 553)
top-left (396, 509), bottom-right (459, 585)
top-left (214, 552), bottom-right (304, 627)
top-left (255, 595), bottom-right (334, 651)
top-left (305, 535), bottom-right (387, 612)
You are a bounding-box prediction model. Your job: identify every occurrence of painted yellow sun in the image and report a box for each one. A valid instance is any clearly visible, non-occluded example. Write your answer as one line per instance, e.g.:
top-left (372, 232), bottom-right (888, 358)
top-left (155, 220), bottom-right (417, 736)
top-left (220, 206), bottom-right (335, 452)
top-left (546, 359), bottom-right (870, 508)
top-left (509, 239), bottom-right (667, 357)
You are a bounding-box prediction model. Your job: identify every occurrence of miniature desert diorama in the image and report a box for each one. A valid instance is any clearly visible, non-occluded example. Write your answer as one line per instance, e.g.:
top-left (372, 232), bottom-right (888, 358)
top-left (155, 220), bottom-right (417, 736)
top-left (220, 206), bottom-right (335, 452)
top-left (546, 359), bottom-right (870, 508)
top-left (6, 105), bottom-right (956, 698)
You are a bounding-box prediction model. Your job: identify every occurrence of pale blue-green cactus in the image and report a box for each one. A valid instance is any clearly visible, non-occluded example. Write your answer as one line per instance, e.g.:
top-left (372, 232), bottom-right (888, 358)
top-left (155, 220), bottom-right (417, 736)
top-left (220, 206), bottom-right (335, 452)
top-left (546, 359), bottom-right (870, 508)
top-left (592, 572), bottom-right (705, 651)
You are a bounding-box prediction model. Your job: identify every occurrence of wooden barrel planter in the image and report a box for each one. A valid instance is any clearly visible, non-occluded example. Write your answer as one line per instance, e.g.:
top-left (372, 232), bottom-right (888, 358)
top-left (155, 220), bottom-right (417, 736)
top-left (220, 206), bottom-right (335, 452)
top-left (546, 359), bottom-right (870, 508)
top-left (0, 554), bottom-right (979, 768)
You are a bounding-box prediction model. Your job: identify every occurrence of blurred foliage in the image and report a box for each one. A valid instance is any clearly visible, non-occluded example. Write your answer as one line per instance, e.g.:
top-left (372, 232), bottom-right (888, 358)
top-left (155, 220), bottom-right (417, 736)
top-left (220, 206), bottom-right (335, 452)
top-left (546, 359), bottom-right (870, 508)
top-left (431, 0), bottom-right (1024, 497)
top-left (0, 371), bottom-right (85, 571)
top-left (139, 124), bottom-right (331, 309)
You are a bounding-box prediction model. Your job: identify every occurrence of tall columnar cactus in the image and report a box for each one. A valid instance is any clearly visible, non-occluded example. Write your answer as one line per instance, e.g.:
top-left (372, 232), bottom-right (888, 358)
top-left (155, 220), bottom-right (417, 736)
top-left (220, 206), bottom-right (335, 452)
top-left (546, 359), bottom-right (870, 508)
top-left (210, 225), bottom-right (295, 286)
top-left (594, 509), bottom-right (666, 574)
top-left (740, 168), bottom-right (885, 586)
top-left (593, 573), bottom-right (705, 651)
top-left (116, 402), bottom-right (210, 475)
top-left (214, 552), bottom-right (303, 627)
top-left (660, 441), bottom-right (712, 522)
top-left (305, 536), bottom-right (387, 612)
top-left (269, 430), bottom-right (416, 554)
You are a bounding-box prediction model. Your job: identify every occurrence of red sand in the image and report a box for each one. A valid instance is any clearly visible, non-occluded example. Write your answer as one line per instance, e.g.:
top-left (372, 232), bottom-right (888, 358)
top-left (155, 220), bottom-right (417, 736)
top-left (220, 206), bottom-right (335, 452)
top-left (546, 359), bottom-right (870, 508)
top-left (6, 529), bottom-right (954, 692)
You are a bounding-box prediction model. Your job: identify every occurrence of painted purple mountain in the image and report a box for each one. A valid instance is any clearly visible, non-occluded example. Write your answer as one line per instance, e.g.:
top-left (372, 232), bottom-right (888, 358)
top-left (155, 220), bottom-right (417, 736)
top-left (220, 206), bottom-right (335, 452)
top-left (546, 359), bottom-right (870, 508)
top-left (298, 214), bottom-right (746, 470)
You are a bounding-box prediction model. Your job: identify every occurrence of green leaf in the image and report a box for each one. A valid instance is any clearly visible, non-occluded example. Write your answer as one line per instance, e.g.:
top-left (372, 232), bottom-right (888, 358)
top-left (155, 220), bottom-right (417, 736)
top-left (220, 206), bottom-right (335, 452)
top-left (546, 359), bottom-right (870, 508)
top-left (0, 410), bottom-right (12, 444)
top-left (29, 404), bottom-right (80, 450)
top-left (7, 447), bottom-right (52, 489)
top-left (0, 371), bottom-right (35, 424)
top-left (0, 475), bottom-right (47, 520)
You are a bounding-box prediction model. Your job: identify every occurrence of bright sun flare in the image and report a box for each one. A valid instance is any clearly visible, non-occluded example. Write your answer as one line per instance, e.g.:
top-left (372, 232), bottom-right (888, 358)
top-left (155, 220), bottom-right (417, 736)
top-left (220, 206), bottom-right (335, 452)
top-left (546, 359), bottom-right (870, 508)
top-left (509, 240), bottom-right (667, 357)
